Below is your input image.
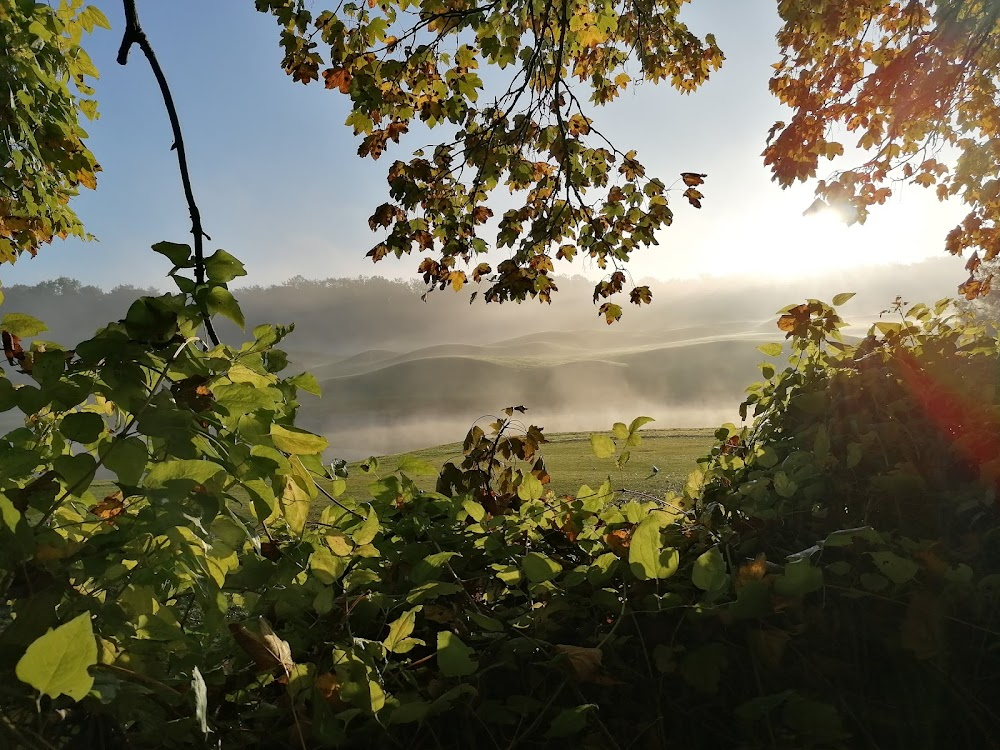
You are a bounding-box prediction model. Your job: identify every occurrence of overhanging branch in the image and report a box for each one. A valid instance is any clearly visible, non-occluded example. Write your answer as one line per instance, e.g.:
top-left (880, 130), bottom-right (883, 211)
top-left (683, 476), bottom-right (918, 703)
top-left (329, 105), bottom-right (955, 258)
top-left (117, 0), bottom-right (220, 346)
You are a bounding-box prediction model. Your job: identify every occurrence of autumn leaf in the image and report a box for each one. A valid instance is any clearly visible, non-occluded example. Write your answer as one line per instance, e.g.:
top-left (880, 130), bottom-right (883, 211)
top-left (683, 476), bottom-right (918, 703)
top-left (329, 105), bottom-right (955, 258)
top-left (604, 528), bottom-right (631, 557)
top-left (471, 262), bottom-right (492, 282)
top-left (777, 304), bottom-right (810, 335)
top-left (598, 302), bottom-right (622, 325)
top-left (554, 645), bottom-right (622, 685)
top-left (629, 286), bottom-right (652, 305)
top-left (2, 330), bottom-right (24, 366)
top-left (93, 491), bottom-right (125, 522)
top-left (683, 187), bottom-right (703, 208)
top-left (567, 114), bottom-right (592, 136)
top-left (322, 67), bottom-right (352, 94)
top-left (736, 553), bottom-right (769, 588)
top-left (229, 618), bottom-right (294, 676)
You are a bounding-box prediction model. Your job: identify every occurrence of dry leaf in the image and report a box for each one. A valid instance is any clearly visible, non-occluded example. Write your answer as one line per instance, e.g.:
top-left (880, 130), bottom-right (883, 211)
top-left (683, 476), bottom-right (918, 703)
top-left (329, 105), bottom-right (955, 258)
top-left (554, 644), bottom-right (622, 685)
top-left (93, 491), bottom-right (125, 522)
top-left (230, 618), bottom-right (294, 675)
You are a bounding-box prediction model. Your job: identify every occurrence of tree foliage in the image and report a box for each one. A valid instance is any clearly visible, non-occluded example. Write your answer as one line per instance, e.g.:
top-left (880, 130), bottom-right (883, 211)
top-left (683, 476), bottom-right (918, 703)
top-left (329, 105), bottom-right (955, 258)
top-left (3, 2), bottom-right (1000, 747)
top-left (766, 0), bottom-right (1000, 298)
top-left (255, 0), bottom-right (721, 314)
top-left (0, 0), bottom-right (107, 263)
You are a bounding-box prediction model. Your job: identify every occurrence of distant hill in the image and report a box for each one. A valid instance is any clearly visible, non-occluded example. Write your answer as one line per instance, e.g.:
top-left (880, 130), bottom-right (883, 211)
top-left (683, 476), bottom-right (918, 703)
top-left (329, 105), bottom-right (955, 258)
top-left (0, 258), bottom-right (966, 456)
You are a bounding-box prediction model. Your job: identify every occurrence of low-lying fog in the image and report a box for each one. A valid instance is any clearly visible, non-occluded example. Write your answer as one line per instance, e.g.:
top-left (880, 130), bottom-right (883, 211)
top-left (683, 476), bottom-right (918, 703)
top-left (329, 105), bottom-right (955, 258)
top-left (1, 257), bottom-right (972, 458)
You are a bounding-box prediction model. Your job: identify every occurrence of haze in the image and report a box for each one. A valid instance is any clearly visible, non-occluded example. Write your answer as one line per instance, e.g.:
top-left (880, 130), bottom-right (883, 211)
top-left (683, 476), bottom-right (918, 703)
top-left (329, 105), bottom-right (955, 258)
top-left (2, 258), bottom-right (965, 458)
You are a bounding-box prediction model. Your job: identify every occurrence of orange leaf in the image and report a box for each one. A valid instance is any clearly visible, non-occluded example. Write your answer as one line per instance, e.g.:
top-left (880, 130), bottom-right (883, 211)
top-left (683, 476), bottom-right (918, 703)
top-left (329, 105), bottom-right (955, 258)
top-left (93, 491), bottom-right (125, 522)
top-left (681, 172), bottom-right (707, 187)
top-left (322, 67), bottom-right (352, 94)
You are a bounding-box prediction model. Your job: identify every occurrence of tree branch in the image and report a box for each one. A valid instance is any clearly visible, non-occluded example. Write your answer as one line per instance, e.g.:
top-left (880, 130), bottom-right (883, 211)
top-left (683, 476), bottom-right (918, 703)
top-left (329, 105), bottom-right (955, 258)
top-left (117, 0), bottom-right (220, 346)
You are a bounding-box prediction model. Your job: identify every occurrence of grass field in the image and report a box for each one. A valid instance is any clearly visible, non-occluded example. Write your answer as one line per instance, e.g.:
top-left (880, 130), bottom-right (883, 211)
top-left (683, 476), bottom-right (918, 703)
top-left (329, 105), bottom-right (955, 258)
top-left (89, 429), bottom-right (717, 507)
top-left (341, 428), bottom-right (716, 500)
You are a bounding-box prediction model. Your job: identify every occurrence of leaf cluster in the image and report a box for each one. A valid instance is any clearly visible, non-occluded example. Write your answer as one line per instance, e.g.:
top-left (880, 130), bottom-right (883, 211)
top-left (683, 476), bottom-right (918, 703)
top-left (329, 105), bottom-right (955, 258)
top-left (0, 1), bottom-right (107, 263)
top-left (256, 0), bottom-right (721, 316)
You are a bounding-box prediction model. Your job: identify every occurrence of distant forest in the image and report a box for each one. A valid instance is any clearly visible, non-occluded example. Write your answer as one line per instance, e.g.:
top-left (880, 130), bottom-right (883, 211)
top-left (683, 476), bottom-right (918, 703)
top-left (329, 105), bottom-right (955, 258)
top-left (1, 257), bottom-right (964, 366)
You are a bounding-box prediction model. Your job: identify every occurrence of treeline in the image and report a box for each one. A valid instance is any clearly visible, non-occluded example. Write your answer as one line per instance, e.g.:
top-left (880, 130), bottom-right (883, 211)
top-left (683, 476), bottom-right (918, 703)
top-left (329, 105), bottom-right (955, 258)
top-left (1, 257), bottom-right (963, 365)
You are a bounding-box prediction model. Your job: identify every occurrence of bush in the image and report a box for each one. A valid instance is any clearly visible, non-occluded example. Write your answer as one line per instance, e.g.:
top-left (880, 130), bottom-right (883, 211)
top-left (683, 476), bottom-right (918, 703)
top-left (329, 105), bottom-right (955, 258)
top-left (2, 296), bottom-right (999, 748)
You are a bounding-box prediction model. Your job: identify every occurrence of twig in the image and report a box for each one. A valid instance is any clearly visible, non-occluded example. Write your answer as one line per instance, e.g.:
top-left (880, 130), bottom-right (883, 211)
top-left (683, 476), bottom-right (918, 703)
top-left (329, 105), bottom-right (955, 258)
top-left (117, 0), bottom-right (220, 346)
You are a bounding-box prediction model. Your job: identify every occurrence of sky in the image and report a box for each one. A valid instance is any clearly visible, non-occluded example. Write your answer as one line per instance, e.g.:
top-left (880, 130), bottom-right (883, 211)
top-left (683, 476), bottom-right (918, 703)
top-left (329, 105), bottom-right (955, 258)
top-left (2, 0), bottom-right (973, 293)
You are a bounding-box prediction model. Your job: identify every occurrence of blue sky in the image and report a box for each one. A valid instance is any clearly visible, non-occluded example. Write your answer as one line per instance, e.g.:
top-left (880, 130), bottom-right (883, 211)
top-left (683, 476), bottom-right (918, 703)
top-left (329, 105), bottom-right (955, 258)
top-left (3, 0), bottom-right (971, 292)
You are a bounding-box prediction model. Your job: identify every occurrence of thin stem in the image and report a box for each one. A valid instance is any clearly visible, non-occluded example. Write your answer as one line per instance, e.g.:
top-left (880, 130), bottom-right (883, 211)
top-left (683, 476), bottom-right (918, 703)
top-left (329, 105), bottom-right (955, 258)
top-left (117, 0), bottom-right (220, 346)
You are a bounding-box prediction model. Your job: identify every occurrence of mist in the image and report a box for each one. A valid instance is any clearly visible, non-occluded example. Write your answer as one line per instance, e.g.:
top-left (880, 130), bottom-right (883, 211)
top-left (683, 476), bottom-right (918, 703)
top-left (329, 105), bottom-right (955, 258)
top-left (0, 256), bottom-right (968, 457)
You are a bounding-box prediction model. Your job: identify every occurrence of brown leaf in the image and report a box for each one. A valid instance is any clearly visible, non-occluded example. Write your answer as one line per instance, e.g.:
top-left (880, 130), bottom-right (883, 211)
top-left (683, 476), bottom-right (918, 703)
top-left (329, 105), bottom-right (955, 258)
top-left (965, 251), bottom-right (981, 273)
top-left (604, 528), bottom-right (631, 557)
top-left (554, 644), bottom-right (622, 685)
top-left (93, 491), bottom-right (125, 522)
top-left (736, 553), bottom-right (769, 587)
top-left (683, 187), bottom-right (703, 208)
top-left (322, 67), bottom-right (352, 94)
top-left (681, 172), bottom-right (707, 187)
top-left (2, 330), bottom-right (25, 366)
top-left (230, 618), bottom-right (294, 675)
top-left (314, 672), bottom-right (343, 707)
top-left (777, 304), bottom-right (810, 334)
top-left (629, 286), bottom-right (652, 305)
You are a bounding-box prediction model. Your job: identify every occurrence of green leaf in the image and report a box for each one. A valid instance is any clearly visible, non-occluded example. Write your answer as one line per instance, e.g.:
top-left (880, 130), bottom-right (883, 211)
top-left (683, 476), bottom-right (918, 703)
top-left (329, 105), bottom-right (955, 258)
top-left (517, 472), bottom-right (544, 501)
top-left (270, 424), bottom-right (329, 455)
top-left (0, 313), bottom-right (47, 337)
top-left (773, 471), bottom-right (798, 498)
top-left (627, 416), bottom-right (654, 434)
top-left (1, 494), bottom-right (22, 532)
top-left (680, 643), bottom-right (727, 694)
top-left (629, 512), bottom-right (679, 580)
top-left (868, 551), bottom-right (919, 585)
top-left (59, 412), bottom-right (104, 443)
top-left (463, 499), bottom-right (485, 522)
top-left (545, 705), bottom-right (595, 738)
top-left (280, 474), bottom-right (312, 535)
top-left (353, 508), bottom-right (380, 545)
top-left (522, 552), bottom-right (561, 583)
top-left (397, 455), bottom-right (438, 476)
top-left (16, 613), bottom-right (97, 701)
top-left (589, 434), bottom-right (616, 458)
top-left (692, 546), bottom-right (728, 591)
top-left (831, 292), bottom-right (856, 306)
top-left (611, 422), bottom-right (629, 439)
top-left (205, 286), bottom-right (245, 329)
top-left (437, 632), bottom-right (478, 677)
top-left (151, 241), bottom-right (193, 267)
top-left (103, 437), bottom-right (147, 486)
top-left (309, 546), bottom-right (350, 584)
top-left (288, 372), bottom-right (321, 395)
top-left (54, 454), bottom-right (97, 495)
top-left (204, 249), bottom-right (247, 282)
top-left (384, 607), bottom-right (425, 654)
top-left (773, 558), bottom-right (824, 597)
top-left (144, 459), bottom-right (224, 488)
top-left (756, 342), bottom-right (782, 356)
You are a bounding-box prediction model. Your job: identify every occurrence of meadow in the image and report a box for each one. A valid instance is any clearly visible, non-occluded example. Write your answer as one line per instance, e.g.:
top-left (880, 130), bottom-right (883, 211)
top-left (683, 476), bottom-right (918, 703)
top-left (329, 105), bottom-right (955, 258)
top-left (340, 428), bottom-right (717, 499)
